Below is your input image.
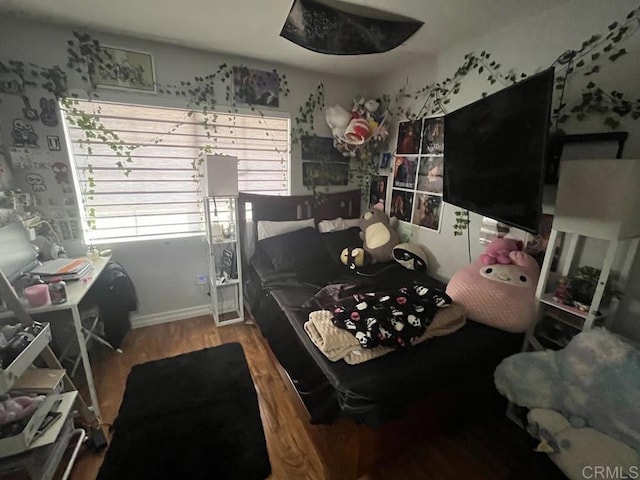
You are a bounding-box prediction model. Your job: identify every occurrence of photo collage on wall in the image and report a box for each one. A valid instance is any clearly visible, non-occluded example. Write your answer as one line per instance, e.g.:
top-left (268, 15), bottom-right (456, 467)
top-left (391, 117), bottom-right (444, 232)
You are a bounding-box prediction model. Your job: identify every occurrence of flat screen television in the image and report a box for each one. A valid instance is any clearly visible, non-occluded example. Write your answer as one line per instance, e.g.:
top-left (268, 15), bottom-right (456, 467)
top-left (443, 67), bottom-right (554, 234)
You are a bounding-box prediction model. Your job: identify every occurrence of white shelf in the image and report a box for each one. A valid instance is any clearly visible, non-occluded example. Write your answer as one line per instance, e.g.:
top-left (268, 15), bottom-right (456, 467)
top-left (539, 293), bottom-right (605, 320)
top-left (0, 323), bottom-right (52, 395)
top-left (28, 391), bottom-right (78, 450)
top-left (203, 194), bottom-right (244, 326)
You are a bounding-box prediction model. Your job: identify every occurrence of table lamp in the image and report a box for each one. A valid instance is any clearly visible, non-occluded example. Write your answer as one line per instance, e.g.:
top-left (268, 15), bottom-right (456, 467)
top-left (553, 158), bottom-right (640, 240)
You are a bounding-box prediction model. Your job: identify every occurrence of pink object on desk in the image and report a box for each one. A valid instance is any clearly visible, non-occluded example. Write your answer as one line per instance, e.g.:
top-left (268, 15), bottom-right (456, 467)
top-left (24, 284), bottom-right (51, 307)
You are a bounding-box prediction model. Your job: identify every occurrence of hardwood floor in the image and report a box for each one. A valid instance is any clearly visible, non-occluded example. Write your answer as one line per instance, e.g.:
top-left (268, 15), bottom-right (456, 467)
top-left (69, 316), bottom-right (564, 480)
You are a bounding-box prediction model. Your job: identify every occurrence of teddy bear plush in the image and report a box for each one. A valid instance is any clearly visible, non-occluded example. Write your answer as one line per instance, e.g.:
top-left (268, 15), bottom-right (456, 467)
top-left (446, 239), bottom-right (540, 333)
top-left (359, 207), bottom-right (400, 263)
top-left (0, 394), bottom-right (45, 425)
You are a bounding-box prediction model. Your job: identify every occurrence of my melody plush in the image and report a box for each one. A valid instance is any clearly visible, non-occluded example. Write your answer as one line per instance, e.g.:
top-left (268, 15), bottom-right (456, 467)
top-left (0, 394), bottom-right (45, 425)
top-left (358, 206), bottom-right (400, 263)
top-left (494, 328), bottom-right (640, 479)
top-left (479, 238), bottom-right (522, 265)
top-left (446, 238), bottom-right (540, 333)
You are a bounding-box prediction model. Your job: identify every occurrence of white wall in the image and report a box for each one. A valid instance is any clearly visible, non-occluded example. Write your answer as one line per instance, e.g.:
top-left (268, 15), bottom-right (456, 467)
top-left (370, 0), bottom-right (640, 338)
top-left (0, 17), bottom-right (360, 323)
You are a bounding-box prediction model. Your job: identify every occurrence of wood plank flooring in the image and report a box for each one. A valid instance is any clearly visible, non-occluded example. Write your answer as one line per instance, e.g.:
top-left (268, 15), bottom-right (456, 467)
top-left (69, 316), bottom-right (564, 480)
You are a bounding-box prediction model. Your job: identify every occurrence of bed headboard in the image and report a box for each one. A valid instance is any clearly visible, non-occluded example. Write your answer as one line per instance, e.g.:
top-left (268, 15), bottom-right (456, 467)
top-left (238, 190), bottom-right (361, 264)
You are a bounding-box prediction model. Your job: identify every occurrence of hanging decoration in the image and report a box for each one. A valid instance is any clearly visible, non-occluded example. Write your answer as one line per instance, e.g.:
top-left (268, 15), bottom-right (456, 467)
top-left (324, 95), bottom-right (390, 159)
top-left (280, 0), bottom-right (423, 55)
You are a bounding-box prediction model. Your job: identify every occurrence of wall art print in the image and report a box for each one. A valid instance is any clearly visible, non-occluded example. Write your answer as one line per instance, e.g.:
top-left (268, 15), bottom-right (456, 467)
top-left (233, 66), bottom-right (279, 107)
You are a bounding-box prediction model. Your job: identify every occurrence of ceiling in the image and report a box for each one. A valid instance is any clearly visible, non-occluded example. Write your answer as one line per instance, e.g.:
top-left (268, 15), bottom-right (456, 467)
top-left (0, 0), bottom-right (565, 77)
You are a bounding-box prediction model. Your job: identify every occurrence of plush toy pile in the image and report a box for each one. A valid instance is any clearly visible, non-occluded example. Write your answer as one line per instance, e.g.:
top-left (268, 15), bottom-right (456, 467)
top-left (446, 238), bottom-right (540, 333)
top-left (495, 328), bottom-right (640, 479)
top-left (325, 96), bottom-right (389, 158)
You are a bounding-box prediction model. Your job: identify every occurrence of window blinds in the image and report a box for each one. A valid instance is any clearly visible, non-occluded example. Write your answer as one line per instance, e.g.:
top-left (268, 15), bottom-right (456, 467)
top-left (63, 100), bottom-right (289, 243)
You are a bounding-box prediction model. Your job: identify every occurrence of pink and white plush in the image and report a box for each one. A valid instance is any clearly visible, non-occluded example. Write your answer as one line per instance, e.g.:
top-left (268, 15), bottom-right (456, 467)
top-left (479, 238), bottom-right (522, 265)
top-left (446, 247), bottom-right (540, 333)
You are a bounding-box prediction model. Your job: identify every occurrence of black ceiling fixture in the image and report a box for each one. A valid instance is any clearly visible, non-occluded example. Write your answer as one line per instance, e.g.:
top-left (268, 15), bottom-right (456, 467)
top-left (280, 0), bottom-right (424, 55)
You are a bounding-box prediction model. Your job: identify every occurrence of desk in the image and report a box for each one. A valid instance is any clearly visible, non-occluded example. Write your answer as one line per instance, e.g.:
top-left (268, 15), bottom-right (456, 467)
top-left (0, 255), bottom-right (111, 419)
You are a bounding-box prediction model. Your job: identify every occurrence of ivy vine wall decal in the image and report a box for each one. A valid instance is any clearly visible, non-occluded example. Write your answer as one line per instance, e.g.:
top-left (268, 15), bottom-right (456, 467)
top-left (1, 7), bottom-right (639, 233)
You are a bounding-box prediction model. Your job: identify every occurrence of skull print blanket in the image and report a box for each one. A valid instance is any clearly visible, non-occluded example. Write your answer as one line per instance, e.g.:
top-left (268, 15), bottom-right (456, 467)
top-left (325, 282), bottom-right (454, 349)
top-left (305, 305), bottom-right (466, 365)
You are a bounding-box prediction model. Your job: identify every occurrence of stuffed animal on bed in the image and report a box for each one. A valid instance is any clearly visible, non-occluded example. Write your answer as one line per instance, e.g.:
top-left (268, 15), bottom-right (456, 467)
top-left (445, 239), bottom-right (539, 333)
top-left (494, 329), bottom-right (640, 478)
top-left (359, 207), bottom-right (400, 263)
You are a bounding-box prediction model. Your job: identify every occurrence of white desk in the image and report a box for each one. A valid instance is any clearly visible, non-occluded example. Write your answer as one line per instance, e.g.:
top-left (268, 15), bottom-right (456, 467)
top-left (0, 255), bottom-right (111, 419)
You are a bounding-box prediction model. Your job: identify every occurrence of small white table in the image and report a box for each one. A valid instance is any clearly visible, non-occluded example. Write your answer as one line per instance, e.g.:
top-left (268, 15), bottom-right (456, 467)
top-left (0, 255), bottom-right (111, 419)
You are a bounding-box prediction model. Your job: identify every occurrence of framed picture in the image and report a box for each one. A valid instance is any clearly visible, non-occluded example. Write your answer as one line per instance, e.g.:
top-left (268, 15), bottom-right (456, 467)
top-left (392, 155), bottom-right (418, 189)
top-left (302, 162), bottom-right (350, 186)
top-left (417, 156), bottom-right (443, 193)
top-left (396, 120), bottom-right (422, 154)
top-left (390, 189), bottom-right (414, 223)
top-left (233, 66), bottom-right (279, 107)
top-left (369, 175), bottom-right (388, 209)
top-left (93, 46), bottom-right (157, 93)
top-left (301, 135), bottom-right (346, 162)
top-left (412, 193), bottom-right (443, 232)
top-left (379, 152), bottom-right (391, 170)
top-left (422, 117), bottom-right (444, 155)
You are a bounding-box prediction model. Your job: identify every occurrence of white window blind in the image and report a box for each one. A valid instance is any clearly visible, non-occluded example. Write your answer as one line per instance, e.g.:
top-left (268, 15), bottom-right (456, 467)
top-left (63, 100), bottom-right (289, 244)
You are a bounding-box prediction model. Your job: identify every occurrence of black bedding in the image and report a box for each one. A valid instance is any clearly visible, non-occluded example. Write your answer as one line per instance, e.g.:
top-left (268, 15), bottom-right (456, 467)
top-left (245, 240), bottom-right (523, 425)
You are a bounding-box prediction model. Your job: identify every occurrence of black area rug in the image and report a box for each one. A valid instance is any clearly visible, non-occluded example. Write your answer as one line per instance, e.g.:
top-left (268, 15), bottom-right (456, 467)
top-left (97, 343), bottom-right (271, 480)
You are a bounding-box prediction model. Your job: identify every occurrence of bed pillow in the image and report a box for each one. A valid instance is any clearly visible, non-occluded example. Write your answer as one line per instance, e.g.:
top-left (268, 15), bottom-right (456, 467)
top-left (318, 217), bottom-right (361, 233)
top-left (321, 227), bottom-right (362, 264)
top-left (257, 218), bottom-right (315, 241)
top-left (258, 227), bottom-right (328, 272)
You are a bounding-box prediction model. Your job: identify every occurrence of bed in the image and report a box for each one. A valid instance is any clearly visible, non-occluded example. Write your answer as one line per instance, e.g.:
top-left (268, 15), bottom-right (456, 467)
top-left (238, 190), bottom-right (523, 476)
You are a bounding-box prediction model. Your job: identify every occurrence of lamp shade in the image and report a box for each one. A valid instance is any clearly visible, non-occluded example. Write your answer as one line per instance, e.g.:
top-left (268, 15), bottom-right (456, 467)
top-left (202, 155), bottom-right (238, 197)
top-left (553, 158), bottom-right (640, 240)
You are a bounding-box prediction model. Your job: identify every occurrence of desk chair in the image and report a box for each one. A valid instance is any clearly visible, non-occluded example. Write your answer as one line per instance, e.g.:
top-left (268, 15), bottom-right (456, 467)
top-left (58, 305), bottom-right (122, 377)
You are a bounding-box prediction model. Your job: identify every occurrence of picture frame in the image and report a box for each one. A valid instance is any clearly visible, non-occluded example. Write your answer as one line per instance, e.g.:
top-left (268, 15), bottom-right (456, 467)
top-left (301, 135), bottom-right (346, 162)
top-left (379, 152), bottom-right (391, 171)
top-left (369, 175), bottom-right (388, 209)
top-left (411, 193), bottom-right (443, 232)
top-left (92, 46), bottom-right (157, 94)
top-left (233, 66), bottom-right (280, 107)
top-left (302, 162), bottom-right (350, 186)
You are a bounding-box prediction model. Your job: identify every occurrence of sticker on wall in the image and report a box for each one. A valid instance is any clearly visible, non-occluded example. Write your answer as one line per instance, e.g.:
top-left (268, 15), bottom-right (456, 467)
top-left (66, 209), bottom-right (78, 218)
top-left (9, 147), bottom-right (33, 169)
top-left (61, 185), bottom-right (73, 194)
top-left (58, 220), bottom-right (72, 241)
top-left (11, 119), bottom-right (39, 148)
top-left (69, 219), bottom-right (80, 239)
top-left (21, 96), bottom-right (39, 122)
top-left (63, 197), bottom-right (75, 206)
top-left (52, 162), bottom-right (69, 184)
top-left (47, 135), bottom-right (61, 151)
top-left (32, 160), bottom-right (51, 169)
top-left (48, 198), bottom-right (60, 206)
top-left (39, 98), bottom-right (59, 127)
top-left (25, 172), bottom-right (46, 192)
top-left (0, 71), bottom-right (23, 95)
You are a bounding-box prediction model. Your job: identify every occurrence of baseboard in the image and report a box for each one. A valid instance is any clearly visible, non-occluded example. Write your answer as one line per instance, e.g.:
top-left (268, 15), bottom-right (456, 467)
top-left (132, 305), bottom-right (211, 329)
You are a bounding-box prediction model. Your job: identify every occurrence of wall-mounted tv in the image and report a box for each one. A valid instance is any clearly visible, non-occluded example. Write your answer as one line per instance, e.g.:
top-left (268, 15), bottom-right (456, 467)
top-left (443, 67), bottom-right (554, 234)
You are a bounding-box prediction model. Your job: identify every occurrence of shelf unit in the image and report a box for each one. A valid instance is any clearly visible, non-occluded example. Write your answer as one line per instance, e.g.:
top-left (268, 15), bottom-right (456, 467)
top-left (0, 269), bottom-right (94, 479)
top-left (203, 195), bottom-right (244, 326)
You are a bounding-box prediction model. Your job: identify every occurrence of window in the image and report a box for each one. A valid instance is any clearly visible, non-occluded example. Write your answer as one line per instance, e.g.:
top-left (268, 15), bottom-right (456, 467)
top-left (62, 100), bottom-right (290, 244)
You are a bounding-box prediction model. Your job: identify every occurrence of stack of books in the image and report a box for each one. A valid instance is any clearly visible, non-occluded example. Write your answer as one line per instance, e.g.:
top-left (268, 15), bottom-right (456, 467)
top-left (29, 258), bottom-right (93, 282)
